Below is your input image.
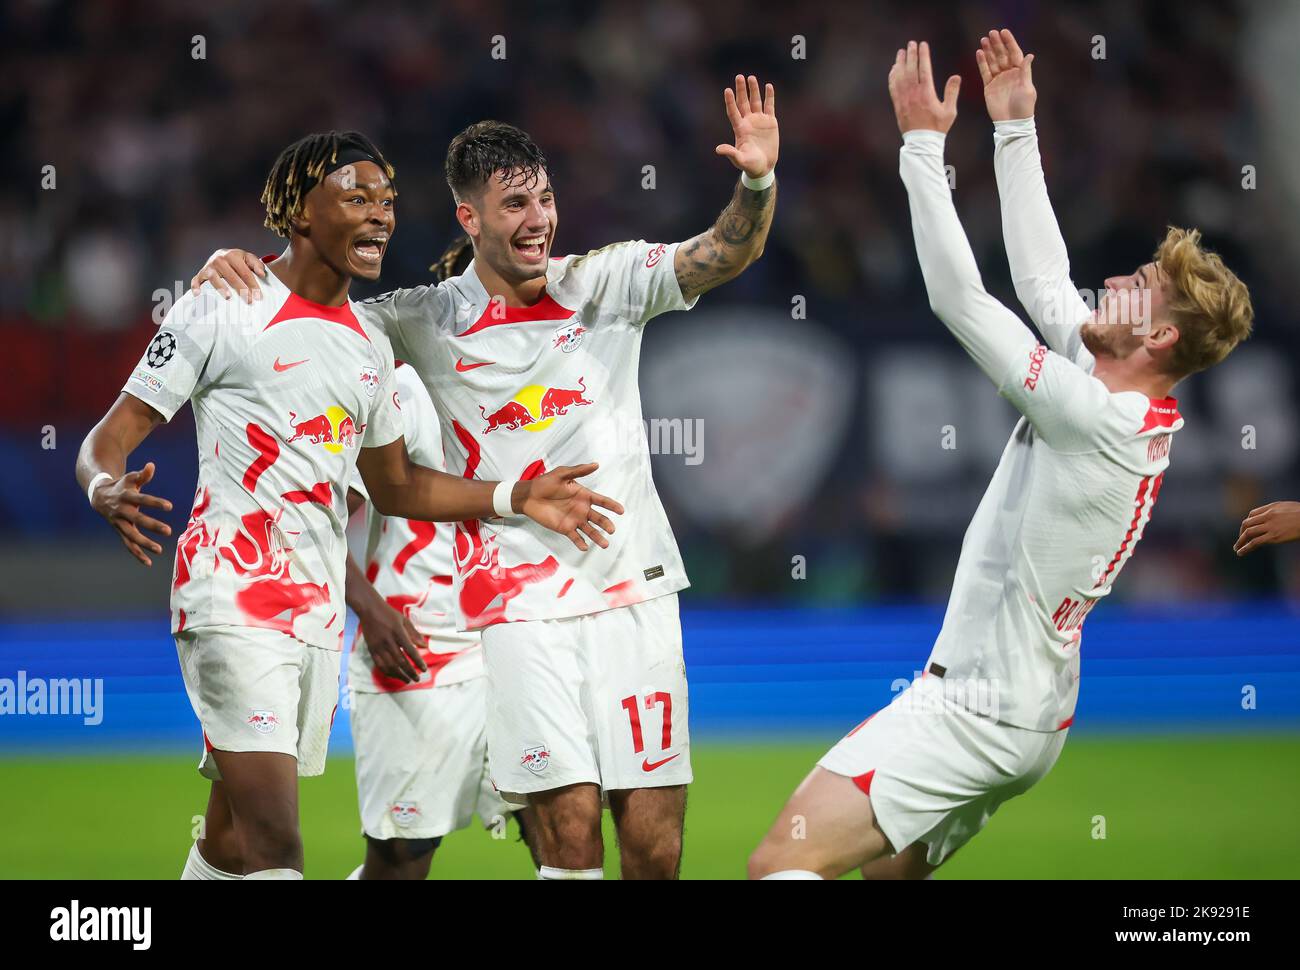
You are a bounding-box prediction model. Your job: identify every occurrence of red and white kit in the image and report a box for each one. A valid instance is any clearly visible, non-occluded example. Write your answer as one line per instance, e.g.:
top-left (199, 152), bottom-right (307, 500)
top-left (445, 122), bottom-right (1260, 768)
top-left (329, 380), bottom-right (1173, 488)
top-left (360, 241), bottom-right (696, 797)
top-left (820, 123), bottom-right (1182, 863)
top-left (123, 269), bottom-right (403, 777)
top-left (348, 364), bottom-right (511, 838)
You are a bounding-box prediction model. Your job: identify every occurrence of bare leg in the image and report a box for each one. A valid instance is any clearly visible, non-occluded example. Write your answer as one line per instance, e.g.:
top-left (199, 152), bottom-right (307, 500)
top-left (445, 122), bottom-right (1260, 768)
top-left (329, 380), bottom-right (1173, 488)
top-left (859, 842), bottom-right (942, 879)
top-left (196, 779), bottom-right (243, 873)
top-left (608, 785), bottom-right (686, 880)
top-left (358, 836), bottom-right (437, 880)
top-left (748, 766), bottom-right (894, 879)
top-left (526, 783), bottom-right (603, 871)
top-left (208, 749), bottom-right (302, 874)
top-left (513, 806), bottom-right (543, 871)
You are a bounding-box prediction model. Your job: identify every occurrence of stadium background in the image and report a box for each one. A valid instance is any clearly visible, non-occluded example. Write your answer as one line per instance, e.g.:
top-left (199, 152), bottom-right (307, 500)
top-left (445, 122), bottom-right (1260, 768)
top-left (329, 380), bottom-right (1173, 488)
top-left (2, 0), bottom-right (1298, 878)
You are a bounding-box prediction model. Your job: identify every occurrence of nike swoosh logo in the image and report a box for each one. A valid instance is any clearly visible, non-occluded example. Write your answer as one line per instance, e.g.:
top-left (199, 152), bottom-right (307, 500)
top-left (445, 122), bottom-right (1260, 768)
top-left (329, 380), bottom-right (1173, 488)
top-left (642, 754), bottom-right (680, 772)
top-left (273, 357), bottom-right (309, 372)
top-left (455, 357), bottom-right (495, 372)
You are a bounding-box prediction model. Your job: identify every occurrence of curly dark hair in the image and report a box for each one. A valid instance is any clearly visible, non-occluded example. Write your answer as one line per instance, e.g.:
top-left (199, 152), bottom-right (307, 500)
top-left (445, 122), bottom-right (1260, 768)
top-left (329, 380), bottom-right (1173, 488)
top-left (431, 235), bottom-right (474, 280)
top-left (444, 120), bottom-right (548, 203)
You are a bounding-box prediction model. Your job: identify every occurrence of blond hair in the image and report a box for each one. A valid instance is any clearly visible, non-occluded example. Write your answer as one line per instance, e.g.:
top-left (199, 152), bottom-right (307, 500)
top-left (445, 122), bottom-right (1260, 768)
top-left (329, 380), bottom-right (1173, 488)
top-left (1156, 227), bottom-right (1253, 378)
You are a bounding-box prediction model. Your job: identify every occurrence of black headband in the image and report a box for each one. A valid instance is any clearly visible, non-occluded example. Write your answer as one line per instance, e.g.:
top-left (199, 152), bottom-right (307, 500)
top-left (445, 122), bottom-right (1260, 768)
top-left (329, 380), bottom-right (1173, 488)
top-left (306, 147), bottom-right (387, 192)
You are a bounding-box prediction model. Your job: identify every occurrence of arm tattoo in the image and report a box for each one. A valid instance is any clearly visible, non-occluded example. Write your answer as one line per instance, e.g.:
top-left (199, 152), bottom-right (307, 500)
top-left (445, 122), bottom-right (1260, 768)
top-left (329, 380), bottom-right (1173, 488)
top-left (676, 177), bottom-right (776, 300)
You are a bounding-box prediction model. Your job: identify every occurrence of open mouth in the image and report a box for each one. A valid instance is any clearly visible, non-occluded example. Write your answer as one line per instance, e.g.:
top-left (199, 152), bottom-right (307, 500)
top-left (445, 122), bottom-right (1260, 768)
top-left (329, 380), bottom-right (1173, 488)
top-left (353, 235), bottom-right (388, 264)
top-left (513, 233), bottom-right (547, 262)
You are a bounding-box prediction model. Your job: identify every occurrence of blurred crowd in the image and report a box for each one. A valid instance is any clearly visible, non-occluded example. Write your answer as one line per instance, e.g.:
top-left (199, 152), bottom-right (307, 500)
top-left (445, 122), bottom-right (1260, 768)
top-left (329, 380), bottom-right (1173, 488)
top-left (3, 0), bottom-right (1298, 603)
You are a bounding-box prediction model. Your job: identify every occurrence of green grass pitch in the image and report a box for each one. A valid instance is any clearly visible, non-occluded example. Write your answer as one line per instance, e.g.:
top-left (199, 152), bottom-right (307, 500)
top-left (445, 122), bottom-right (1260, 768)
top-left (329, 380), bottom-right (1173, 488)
top-left (1, 734), bottom-right (1295, 879)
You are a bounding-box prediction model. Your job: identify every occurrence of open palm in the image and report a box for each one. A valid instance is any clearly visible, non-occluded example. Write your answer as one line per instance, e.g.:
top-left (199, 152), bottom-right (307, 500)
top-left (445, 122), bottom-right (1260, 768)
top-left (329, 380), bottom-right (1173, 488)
top-left (977, 28), bottom-right (1036, 122)
top-left (717, 74), bottom-right (778, 178)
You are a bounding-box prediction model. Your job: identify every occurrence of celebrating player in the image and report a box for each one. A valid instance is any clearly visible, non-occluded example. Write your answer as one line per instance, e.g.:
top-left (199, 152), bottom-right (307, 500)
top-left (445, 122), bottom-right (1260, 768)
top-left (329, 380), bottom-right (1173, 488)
top-left (343, 237), bottom-right (537, 880)
top-left (76, 131), bottom-right (623, 881)
top-left (189, 74), bottom-right (778, 879)
top-left (749, 34), bottom-right (1252, 879)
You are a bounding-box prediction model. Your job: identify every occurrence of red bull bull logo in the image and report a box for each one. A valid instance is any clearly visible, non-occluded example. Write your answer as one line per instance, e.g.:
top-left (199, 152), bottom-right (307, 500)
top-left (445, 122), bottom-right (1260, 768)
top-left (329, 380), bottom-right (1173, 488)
top-left (287, 407), bottom-right (366, 454)
top-left (390, 801), bottom-right (421, 827)
top-left (553, 322), bottom-right (587, 353)
top-left (521, 744), bottom-right (551, 774)
top-left (479, 378), bottom-right (593, 434)
top-left (247, 710), bottom-right (280, 735)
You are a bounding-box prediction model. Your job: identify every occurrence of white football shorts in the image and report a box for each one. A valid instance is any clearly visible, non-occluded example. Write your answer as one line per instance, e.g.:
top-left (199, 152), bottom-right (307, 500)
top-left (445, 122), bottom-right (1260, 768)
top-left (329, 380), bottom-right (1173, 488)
top-left (480, 592), bottom-right (692, 802)
top-left (351, 674), bottom-right (514, 840)
top-left (174, 624), bottom-right (342, 780)
top-left (818, 674), bottom-right (1069, 866)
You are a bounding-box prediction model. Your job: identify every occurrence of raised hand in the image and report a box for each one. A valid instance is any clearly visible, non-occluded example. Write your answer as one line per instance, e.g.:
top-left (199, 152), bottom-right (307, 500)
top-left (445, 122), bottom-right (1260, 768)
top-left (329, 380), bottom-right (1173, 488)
top-left (977, 28), bottom-right (1036, 122)
top-left (190, 248), bottom-right (267, 304)
top-left (1235, 501), bottom-right (1300, 556)
top-left (716, 75), bottom-right (778, 179)
top-left (888, 41), bottom-right (962, 135)
top-left (517, 463), bottom-right (624, 552)
top-left (90, 461), bottom-right (174, 566)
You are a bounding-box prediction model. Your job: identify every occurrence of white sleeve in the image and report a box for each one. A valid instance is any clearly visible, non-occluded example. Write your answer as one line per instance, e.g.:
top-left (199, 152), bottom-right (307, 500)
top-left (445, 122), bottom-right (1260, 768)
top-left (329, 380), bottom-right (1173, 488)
top-left (361, 339), bottom-right (405, 451)
top-left (567, 240), bottom-right (699, 327)
top-left (900, 129), bottom-right (1114, 451)
top-left (359, 285), bottom-right (456, 362)
top-left (120, 287), bottom-right (230, 421)
top-left (993, 118), bottom-right (1093, 361)
top-left (899, 129), bottom-right (1039, 385)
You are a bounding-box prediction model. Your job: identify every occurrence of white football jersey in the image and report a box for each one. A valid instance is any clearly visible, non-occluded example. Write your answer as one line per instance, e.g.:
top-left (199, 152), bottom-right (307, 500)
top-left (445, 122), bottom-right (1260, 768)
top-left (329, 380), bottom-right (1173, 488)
top-left (927, 340), bottom-right (1181, 731)
top-left (360, 241), bottom-right (697, 630)
top-left (900, 126), bottom-right (1184, 731)
top-left (122, 269), bottom-right (404, 650)
top-left (349, 363), bottom-right (482, 692)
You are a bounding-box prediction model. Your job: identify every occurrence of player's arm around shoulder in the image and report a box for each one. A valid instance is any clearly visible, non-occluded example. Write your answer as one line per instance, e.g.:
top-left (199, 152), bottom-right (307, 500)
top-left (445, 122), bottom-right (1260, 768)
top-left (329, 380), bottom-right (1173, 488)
top-left (673, 74), bottom-right (779, 304)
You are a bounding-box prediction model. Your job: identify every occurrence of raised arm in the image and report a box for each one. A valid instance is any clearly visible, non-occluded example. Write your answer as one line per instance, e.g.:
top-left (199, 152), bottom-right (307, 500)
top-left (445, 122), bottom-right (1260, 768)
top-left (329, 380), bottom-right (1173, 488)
top-left (674, 75), bottom-right (778, 302)
top-left (889, 41), bottom-right (1037, 385)
top-left (979, 29), bottom-right (1091, 357)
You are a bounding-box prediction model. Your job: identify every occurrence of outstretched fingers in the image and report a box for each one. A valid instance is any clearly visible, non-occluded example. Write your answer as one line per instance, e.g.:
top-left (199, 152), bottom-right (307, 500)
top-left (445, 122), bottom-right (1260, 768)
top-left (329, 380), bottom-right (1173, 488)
top-left (918, 40), bottom-right (934, 87)
top-left (1001, 28), bottom-right (1025, 63)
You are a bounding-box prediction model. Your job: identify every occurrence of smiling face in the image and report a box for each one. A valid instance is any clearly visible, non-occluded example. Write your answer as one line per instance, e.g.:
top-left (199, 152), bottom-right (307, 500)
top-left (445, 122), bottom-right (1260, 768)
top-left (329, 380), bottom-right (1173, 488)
top-left (457, 166), bottom-right (556, 286)
top-left (297, 160), bottom-right (395, 282)
top-left (1080, 261), bottom-right (1170, 360)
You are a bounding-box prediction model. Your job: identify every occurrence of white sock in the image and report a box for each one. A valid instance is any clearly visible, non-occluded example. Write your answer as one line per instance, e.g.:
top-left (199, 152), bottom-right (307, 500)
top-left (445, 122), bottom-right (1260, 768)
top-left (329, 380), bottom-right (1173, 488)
top-left (244, 868), bottom-right (303, 880)
top-left (761, 869), bottom-right (824, 880)
top-left (180, 842), bottom-right (241, 881)
top-left (346, 864), bottom-right (364, 881)
top-left (537, 866), bottom-right (604, 880)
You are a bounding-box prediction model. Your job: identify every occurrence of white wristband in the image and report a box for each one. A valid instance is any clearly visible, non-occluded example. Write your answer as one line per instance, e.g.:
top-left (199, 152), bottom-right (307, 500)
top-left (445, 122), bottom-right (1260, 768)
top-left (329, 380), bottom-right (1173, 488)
top-left (492, 480), bottom-right (517, 518)
top-left (741, 167), bottom-right (775, 191)
top-left (87, 471), bottom-right (113, 506)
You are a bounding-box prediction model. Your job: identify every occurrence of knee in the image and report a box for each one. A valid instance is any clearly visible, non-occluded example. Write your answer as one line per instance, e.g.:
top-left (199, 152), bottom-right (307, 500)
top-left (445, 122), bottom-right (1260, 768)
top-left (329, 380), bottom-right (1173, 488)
top-left (626, 830), bottom-right (681, 879)
top-left (241, 817), bottom-right (303, 870)
top-left (365, 836), bottom-right (438, 880)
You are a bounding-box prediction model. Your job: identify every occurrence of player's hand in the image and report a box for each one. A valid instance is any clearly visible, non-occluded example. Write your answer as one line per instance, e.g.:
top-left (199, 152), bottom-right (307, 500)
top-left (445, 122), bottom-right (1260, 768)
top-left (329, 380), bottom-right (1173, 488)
top-left (190, 248), bottom-right (266, 304)
top-left (888, 41), bottom-right (962, 136)
top-left (514, 464), bottom-right (624, 552)
top-left (90, 462), bottom-right (174, 567)
top-left (1234, 501), bottom-right (1300, 556)
top-left (359, 603), bottom-right (429, 684)
top-left (716, 75), bottom-right (778, 179)
top-left (977, 28), bottom-right (1036, 122)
